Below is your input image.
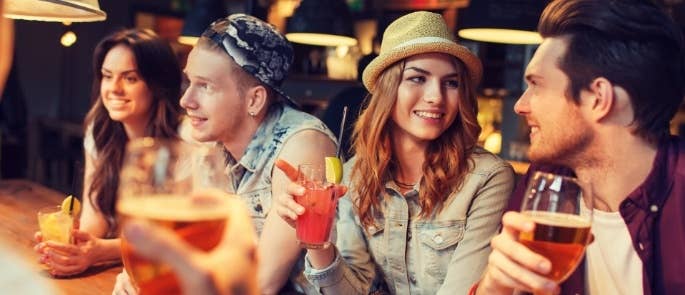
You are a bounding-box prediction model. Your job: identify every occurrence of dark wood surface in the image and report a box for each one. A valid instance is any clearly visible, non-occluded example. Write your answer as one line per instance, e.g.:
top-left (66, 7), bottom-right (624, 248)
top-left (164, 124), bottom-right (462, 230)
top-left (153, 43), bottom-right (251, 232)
top-left (0, 179), bottom-right (121, 295)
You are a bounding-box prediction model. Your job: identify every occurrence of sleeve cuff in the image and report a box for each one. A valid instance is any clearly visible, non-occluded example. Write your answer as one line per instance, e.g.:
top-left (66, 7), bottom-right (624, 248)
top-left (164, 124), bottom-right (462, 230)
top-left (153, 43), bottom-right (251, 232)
top-left (303, 249), bottom-right (346, 288)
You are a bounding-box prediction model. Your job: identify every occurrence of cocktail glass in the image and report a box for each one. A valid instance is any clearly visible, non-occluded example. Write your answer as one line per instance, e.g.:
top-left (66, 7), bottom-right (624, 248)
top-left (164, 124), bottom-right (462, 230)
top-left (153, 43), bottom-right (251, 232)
top-left (294, 164), bottom-right (337, 249)
top-left (37, 206), bottom-right (73, 244)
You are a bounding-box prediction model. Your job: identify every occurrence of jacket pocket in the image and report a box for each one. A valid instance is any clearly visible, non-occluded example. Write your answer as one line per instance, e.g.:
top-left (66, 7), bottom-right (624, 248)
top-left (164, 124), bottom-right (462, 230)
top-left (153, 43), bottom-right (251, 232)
top-left (417, 220), bottom-right (465, 280)
top-left (240, 186), bottom-right (271, 234)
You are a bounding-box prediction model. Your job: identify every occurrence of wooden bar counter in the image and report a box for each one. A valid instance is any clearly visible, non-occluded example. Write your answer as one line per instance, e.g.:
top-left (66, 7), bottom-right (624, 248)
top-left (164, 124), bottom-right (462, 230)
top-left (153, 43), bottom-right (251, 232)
top-left (0, 179), bottom-right (121, 294)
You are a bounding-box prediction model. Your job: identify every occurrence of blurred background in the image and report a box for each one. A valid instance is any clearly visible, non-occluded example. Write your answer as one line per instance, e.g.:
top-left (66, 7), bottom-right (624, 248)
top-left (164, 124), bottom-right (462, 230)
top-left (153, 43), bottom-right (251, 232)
top-left (2, 0), bottom-right (685, 193)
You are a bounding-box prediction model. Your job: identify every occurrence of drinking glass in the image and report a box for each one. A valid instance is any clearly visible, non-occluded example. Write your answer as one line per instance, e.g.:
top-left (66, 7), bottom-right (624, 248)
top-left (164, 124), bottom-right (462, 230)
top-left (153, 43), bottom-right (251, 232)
top-left (117, 138), bottom-right (231, 295)
top-left (518, 171), bottom-right (593, 283)
top-left (37, 206), bottom-right (73, 244)
top-left (294, 164), bottom-right (337, 249)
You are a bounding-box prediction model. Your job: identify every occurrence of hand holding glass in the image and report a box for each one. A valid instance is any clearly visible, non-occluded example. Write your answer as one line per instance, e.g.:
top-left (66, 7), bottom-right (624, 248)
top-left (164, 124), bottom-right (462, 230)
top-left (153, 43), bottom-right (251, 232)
top-left (294, 164), bottom-right (337, 249)
top-left (518, 172), bottom-right (593, 283)
top-left (117, 139), bottom-right (231, 295)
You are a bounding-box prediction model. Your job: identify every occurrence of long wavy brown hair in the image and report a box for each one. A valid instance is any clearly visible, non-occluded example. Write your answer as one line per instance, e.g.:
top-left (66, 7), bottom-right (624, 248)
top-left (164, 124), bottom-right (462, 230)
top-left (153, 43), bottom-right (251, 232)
top-left (351, 57), bottom-right (481, 228)
top-left (84, 29), bottom-right (182, 237)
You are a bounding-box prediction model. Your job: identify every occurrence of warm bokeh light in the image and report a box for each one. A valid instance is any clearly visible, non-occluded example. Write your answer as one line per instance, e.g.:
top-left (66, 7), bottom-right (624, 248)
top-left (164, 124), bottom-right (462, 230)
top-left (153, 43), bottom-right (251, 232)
top-left (178, 36), bottom-right (199, 46)
top-left (286, 32), bottom-right (357, 47)
top-left (60, 31), bottom-right (77, 47)
top-left (458, 28), bottom-right (542, 45)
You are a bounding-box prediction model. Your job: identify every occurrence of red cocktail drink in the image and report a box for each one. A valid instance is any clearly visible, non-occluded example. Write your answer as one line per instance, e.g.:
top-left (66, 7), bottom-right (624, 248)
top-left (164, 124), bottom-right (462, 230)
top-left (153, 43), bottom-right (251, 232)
top-left (295, 184), bottom-right (336, 249)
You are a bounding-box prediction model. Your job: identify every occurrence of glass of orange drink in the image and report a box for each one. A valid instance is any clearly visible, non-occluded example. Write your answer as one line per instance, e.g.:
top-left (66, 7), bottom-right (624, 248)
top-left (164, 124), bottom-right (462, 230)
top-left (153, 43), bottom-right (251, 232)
top-left (117, 138), bottom-right (231, 295)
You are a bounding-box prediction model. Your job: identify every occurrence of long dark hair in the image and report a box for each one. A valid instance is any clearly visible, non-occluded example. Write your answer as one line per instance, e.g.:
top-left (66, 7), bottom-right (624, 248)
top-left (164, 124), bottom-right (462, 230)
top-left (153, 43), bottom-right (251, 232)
top-left (539, 0), bottom-right (685, 143)
top-left (84, 29), bottom-right (182, 236)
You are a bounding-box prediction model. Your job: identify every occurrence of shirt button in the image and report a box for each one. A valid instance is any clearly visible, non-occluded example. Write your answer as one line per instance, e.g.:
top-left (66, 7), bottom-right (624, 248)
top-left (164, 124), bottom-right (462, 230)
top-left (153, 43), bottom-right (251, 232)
top-left (650, 205), bottom-right (659, 213)
top-left (409, 275), bottom-right (417, 284)
top-left (407, 231), bottom-right (412, 241)
top-left (433, 234), bottom-right (444, 244)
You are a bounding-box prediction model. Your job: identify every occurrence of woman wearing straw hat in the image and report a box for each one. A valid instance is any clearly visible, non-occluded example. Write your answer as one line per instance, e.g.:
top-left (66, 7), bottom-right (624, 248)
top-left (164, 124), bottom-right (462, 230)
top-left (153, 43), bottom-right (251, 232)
top-left (274, 11), bottom-right (514, 294)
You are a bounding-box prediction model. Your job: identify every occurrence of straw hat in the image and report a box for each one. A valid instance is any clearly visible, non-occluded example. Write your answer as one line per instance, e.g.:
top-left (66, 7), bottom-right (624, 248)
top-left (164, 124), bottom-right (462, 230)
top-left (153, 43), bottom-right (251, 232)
top-left (362, 11), bottom-right (482, 92)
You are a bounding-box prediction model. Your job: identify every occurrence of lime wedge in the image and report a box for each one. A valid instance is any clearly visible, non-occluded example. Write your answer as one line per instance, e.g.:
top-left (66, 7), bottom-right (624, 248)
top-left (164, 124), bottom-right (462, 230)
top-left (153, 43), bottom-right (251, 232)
top-left (61, 195), bottom-right (81, 216)
top-left (325, 156), bottom-right (343, 184)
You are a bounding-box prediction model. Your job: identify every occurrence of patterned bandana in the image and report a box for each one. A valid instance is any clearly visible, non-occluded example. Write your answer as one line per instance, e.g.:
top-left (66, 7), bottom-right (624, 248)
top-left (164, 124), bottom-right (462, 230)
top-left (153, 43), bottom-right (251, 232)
top-left (202, 14), bottom-right (296, 107)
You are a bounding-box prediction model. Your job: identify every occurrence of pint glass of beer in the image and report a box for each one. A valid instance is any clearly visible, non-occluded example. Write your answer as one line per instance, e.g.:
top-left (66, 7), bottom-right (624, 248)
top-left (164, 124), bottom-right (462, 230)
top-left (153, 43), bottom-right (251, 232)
top-left (117, 138), bottom-right (231, 295)
top-left (518, 172), bottom-right (593, 283)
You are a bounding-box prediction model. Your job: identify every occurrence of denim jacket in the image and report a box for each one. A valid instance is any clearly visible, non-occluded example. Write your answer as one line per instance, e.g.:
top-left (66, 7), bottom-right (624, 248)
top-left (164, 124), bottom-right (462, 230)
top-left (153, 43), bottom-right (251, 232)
top-left (304, 148), bottom-right (515, 294)
top-left (223, 103), bottom-right (336, 235)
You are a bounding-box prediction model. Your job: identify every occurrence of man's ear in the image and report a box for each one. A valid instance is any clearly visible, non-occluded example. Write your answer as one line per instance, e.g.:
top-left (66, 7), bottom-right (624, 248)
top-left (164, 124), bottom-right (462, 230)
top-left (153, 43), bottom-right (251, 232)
top-left (246, 85), bottom-right (268, 117)
top-left (586, 77), bottom-right (633, 125)
top-left (585, 77), bottom-right (615, 122)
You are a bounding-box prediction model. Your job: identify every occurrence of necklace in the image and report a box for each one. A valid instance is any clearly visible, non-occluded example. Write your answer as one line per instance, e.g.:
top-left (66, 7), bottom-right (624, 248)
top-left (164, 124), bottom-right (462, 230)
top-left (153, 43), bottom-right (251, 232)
top-left (393, 178), bottom-right (416, 189)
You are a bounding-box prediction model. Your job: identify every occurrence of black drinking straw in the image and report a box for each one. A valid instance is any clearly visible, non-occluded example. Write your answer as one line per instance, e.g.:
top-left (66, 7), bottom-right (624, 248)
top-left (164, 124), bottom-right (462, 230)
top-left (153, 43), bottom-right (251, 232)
top-left (68, 161), bottom-right (80, 215)
top-left (335, 106), bottom-right (349, 159)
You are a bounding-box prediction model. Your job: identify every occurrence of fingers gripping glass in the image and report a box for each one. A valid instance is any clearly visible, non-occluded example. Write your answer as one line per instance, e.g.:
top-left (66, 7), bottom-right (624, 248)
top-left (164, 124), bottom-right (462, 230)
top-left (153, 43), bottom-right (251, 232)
top-left (294, 164), bottom-right (337, 249)
top-left (519, 172), bottom-right (593, 283)
top-left (117, 138), bottom-right (232, 295)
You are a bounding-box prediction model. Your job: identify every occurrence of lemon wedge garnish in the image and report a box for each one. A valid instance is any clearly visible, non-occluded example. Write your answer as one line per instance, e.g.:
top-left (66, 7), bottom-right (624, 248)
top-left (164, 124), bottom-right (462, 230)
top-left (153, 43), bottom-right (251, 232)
top-left (325, 156), bottom-right (343, 184)
top-left (61, 195), bottom-right (81, 216)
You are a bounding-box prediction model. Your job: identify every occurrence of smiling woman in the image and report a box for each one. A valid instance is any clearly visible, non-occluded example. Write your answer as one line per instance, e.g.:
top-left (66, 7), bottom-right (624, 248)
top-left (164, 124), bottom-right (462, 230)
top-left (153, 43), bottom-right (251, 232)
top-left (273, 11), bottom-right (515, 295)
top-left (33, 28), bottom-right (184, 277)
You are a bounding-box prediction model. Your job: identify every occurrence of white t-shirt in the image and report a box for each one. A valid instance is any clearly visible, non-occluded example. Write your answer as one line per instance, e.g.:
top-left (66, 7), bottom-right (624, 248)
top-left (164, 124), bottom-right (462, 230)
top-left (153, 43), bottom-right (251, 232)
top-left (585, 208), bottom-right (643, 295)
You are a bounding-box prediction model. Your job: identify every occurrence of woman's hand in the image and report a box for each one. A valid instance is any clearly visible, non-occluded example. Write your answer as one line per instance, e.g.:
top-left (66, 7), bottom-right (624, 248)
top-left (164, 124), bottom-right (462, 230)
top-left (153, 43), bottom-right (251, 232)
top-left (34, 229), bottom-right (99, 277)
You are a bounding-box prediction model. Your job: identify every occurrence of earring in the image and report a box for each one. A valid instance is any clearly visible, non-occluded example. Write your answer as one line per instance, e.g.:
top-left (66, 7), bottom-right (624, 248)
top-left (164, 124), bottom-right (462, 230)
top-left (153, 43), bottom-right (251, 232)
top-left (248, 111), bottom-right (256, 117)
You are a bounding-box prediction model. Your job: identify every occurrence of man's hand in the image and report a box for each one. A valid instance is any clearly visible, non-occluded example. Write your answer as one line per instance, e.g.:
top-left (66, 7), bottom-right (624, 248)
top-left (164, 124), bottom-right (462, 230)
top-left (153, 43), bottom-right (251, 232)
top-left (477, 211), bottom-right (559, 295)
top-left (115, 193), bottom-right (259, 295)
top-left (272, 159), bottom-right (346, 228)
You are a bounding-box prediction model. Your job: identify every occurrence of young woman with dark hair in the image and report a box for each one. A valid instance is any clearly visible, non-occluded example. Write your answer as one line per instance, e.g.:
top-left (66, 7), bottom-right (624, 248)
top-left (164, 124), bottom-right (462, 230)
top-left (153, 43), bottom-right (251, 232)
top-left (35, 28), bottom-right (183, 276)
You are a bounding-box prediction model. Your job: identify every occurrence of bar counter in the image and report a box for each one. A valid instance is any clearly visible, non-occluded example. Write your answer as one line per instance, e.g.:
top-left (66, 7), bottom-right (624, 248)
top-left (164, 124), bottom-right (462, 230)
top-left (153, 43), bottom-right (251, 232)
top-left (0, 179), bottom-right (121, 294)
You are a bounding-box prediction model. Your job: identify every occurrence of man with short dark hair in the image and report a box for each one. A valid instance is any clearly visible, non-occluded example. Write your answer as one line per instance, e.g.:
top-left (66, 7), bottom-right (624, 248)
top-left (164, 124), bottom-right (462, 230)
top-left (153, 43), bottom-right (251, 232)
top-left (474, 0), bottom-right (685, 294)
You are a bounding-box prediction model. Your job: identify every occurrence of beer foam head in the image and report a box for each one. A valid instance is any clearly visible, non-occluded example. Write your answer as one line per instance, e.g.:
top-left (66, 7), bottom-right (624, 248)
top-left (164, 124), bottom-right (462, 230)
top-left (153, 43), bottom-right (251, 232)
top-left (118, 192), bottom-right (232, 221)
top-left (523, 211), bottom-right (591, 228)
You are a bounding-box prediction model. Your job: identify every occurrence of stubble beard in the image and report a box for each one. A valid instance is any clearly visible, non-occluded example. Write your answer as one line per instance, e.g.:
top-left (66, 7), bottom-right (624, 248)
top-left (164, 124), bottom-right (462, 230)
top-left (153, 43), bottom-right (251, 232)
top-left (528, 121), bottom-right (594, 169)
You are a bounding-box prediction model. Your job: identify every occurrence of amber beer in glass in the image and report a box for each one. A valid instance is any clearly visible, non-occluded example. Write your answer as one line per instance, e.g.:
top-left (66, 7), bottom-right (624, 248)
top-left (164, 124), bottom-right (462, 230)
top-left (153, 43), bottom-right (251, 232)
top-left (118, 139), bottom-right (230, 295)
top-left (519, 172), bottom-right (592, 283)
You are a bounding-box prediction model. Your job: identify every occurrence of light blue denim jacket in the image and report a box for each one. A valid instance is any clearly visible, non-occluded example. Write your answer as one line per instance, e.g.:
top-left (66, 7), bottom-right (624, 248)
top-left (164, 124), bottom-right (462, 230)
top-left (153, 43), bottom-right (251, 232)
top-left (223, 103), bottom-right (336, 235)
top-left (224, 103), bottom-right (335, 294)
top-left (303, 148), bottom-right (514, 294)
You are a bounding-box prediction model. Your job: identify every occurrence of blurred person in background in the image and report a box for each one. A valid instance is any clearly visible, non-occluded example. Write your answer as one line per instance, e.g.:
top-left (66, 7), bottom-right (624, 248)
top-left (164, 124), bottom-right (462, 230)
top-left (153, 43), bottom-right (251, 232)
top-left (34, 28), bottom-right (184, 277)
